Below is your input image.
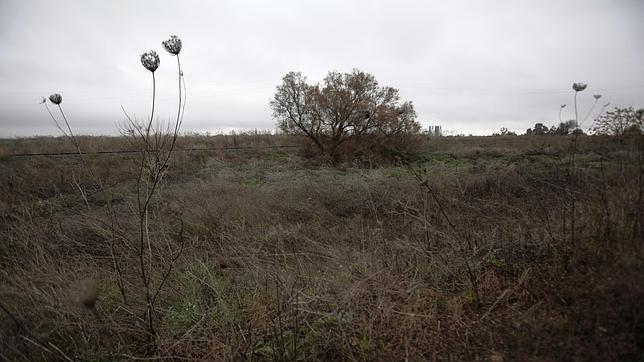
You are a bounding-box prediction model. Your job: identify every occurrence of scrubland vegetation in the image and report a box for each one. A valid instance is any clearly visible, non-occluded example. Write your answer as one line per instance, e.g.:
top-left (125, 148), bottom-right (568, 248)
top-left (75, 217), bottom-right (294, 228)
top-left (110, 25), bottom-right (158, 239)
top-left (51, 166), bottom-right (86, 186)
top-left (1, 32), bottom-right (643, 361)
top-left (1, 133), bottom-right (643, 360)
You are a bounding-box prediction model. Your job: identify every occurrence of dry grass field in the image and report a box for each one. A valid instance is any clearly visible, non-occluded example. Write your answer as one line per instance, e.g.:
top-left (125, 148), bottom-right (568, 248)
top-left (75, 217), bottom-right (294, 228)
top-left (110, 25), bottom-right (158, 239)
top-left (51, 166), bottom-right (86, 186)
top-left (1, 134), bottom-right (643, 360)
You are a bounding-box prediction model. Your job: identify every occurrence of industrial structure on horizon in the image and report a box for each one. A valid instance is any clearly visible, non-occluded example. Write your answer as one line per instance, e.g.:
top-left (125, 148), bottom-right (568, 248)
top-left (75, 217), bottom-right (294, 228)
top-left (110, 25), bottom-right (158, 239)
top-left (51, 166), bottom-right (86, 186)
top-left (428, 125), bottom-right (442, 137)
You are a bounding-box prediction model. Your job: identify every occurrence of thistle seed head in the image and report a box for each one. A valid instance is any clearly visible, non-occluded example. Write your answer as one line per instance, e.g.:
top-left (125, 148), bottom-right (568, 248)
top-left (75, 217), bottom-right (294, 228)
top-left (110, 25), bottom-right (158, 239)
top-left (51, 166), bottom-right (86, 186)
top-left (572, 83), bottom-right (587, 92)
top-left (162, 35), bottom-right (182, 55)
top-left (141, 51), bottom-right (160, 72)
top-left (40, 96), bottom-right (47, 104)
top-left (560, 104), bottom-right (566, 109)
top-left (49, 93), bottom-right (62, 105)
top-left (593, 94), bottom-right (602, 100)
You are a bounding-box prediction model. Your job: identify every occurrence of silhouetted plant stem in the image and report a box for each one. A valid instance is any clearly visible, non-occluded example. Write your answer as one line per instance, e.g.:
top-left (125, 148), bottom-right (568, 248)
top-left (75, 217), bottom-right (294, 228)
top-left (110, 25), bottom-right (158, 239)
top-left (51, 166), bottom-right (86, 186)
top-left (160, 55), bottom-right (183, 153)
top-left (145, 72), bottom-right (156, 138)
top-left (135, 48), bottom-right (185, 348)
top-left (582, 97), bottom-right (599, 124)
top-left (136, 69), bottom-right (158, 345)
top-left (57, 105), bottom-right (77, 146)
top-left (175, 55), bottom-right (182, 132)
top-left (574, 91), bottom-right (579, 130)
top-left (569, 90), bottom-right (581, 246)
top-left (43, 102), bottom-right (66, 137)
top-left (638, 124), bottom-right (644, 243)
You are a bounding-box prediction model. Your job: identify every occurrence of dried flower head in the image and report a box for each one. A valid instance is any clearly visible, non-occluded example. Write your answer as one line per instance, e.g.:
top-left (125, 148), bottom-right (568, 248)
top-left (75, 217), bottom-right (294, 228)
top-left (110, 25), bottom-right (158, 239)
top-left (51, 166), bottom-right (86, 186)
top-left (49, 93), bottom-right (62, 105)
top-left (162, 35), bottom-right (182, 55)
top-left (636, 108), bottom-right (644, 121)
top-left (560, 104), bottom-right (566, 108)
top-left (141, 51), bottom-right (160, 72)
top-left (40, 96), bottom-right (47, 104)
top-left (593, 94), bottom-right (602, 100)
top-left (572, 83), bottom-right (587, 92)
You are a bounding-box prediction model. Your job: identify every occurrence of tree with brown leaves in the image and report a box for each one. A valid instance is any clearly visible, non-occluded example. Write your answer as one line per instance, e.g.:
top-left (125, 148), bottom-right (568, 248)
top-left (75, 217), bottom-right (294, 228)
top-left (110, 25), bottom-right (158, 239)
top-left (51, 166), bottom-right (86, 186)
top-left (271, 69), bottom-right (420, 162)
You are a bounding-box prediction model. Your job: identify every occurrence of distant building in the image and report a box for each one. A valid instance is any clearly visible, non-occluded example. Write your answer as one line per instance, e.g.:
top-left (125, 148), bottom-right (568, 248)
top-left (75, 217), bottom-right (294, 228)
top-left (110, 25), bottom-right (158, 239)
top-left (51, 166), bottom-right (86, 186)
top-left (428, 124), bottom-right (442, 137)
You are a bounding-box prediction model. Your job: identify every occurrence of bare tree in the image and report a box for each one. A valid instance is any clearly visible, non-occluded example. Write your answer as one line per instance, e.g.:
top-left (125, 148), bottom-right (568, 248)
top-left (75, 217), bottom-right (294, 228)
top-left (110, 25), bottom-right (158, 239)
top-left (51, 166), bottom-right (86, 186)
top-left (592, 106), bottom-right (641, 136)
top-left (270, 72), bottom-right (324, 153)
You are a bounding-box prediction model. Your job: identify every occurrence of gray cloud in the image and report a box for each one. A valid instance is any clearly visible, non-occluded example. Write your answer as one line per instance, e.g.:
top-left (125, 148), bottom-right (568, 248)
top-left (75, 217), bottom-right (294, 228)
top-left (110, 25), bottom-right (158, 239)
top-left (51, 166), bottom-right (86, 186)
top-left (1, 0), bottom-right (643, 137)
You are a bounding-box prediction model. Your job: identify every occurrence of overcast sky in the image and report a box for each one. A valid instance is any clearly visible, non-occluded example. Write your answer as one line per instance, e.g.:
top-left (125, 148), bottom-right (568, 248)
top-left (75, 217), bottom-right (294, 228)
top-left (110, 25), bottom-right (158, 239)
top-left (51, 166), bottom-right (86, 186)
top-left (1, 0), bottom-right (643, 137)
